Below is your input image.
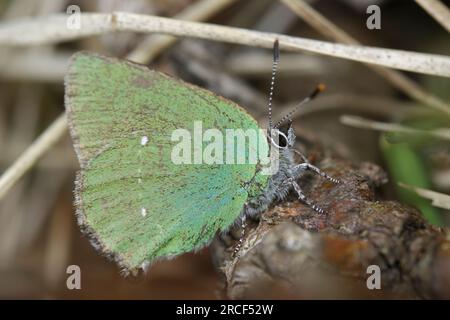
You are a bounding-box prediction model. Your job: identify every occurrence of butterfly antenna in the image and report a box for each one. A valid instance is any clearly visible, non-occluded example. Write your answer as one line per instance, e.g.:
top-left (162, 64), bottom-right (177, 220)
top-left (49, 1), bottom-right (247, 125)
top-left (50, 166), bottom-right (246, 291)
top-left (268, 39), bottom-right (280, 132)
top-left (274, 83), bottom-right (325, 129)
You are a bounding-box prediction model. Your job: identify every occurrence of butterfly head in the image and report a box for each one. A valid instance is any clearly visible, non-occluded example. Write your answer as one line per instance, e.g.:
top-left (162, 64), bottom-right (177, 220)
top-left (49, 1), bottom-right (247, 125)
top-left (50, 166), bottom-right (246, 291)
top-left (266, 39), bottom-right (324, 151)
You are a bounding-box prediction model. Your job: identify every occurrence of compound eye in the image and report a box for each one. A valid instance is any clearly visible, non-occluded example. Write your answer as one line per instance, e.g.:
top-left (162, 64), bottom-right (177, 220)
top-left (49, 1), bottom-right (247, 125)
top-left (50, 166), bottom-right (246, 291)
top-left (268, 128), bottom-right (288, 149)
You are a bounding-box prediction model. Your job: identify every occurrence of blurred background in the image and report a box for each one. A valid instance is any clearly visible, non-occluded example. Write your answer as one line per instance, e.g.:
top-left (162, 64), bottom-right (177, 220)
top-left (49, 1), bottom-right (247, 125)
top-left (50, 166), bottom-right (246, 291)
top-left (0, 0), bottom-right (449, 299)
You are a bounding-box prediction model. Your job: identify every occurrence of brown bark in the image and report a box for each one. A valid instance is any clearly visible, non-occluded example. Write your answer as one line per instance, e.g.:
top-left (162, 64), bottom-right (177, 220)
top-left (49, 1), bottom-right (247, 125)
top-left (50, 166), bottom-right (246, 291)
top-left (211, 159), bottom-right (450, 299)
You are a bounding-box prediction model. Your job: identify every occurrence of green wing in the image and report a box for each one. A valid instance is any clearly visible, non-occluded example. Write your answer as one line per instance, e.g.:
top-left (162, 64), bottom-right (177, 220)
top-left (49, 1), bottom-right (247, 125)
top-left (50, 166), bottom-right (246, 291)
top-left (65, 52), bottom-right (269, 272)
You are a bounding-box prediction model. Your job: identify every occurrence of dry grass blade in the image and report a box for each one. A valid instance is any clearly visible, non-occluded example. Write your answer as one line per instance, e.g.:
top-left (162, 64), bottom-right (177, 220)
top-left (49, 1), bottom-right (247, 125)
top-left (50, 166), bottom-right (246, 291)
top-left (0, 13), bottom-right (449, 77)
top-left (280, 0), bottom-right (450, 116)
top-left (399, 182), bottom-right (450, 210)
top-left (415, 0), bottom-right (450, 33)
top-left (340, 115), bottom-right (450, 141)
top-left (0, 114), bottom-right (67, 200)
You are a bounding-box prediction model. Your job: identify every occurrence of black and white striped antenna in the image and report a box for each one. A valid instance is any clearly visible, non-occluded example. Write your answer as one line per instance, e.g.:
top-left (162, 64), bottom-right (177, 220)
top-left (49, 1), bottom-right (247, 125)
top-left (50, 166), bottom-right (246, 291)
top-left (268, 39), bottom-right (279, 133)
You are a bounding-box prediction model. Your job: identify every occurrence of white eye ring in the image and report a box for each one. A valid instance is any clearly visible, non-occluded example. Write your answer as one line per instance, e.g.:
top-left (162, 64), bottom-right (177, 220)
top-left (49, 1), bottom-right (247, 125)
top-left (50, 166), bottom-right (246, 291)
top-left (269, 128), bottom-right (288, 150)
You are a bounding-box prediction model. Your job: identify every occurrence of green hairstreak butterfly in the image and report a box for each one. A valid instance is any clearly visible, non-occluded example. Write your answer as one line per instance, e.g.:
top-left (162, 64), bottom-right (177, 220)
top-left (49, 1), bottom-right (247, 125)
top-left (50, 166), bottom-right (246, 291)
top-left (64, 41), bottom-right (339, 274)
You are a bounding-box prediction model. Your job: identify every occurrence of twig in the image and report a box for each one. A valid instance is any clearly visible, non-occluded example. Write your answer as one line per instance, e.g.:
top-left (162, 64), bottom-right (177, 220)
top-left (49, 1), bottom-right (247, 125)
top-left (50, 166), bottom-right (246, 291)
top-left (127, 0), bottom-right (238, 63)
top-left (399, 182), bottom-right (450, 210)
top-left (0, 12), bottom-right (449, 77)
top-left (280, 0), bottom-right (450, 116)
top-left (415, 0), bottom-right (450, 33)
top-left (340, 115), bottom-right (450, 141)
top-left (0, 114), bottom-right (67, 200)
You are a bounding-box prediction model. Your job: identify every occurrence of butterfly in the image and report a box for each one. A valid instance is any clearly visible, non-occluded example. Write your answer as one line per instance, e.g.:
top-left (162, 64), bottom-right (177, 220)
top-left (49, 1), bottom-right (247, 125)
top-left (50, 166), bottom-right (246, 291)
top-left (64, 40), bottom-right (339, 274)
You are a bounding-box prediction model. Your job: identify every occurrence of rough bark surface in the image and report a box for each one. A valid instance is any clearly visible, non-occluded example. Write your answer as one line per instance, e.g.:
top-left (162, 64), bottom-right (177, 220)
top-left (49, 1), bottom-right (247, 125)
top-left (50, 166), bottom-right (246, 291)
top-left (211, 158), bottom-right (450, 299)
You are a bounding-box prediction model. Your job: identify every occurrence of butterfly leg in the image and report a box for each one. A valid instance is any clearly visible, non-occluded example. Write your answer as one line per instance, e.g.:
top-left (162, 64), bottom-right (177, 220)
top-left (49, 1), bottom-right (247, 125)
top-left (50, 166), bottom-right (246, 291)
top-left (293, 163), bottom-right (340, 184)
top-left (290, 178), bottom-right (326, 214)
top-left (232, 214), bottom-right (247, 258)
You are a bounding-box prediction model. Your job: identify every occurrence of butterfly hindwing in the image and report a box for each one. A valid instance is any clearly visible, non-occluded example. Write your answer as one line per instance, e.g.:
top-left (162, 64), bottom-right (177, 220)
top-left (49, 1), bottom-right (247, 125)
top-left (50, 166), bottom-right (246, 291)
top-left (65, 52), bottom-right (269, 271)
